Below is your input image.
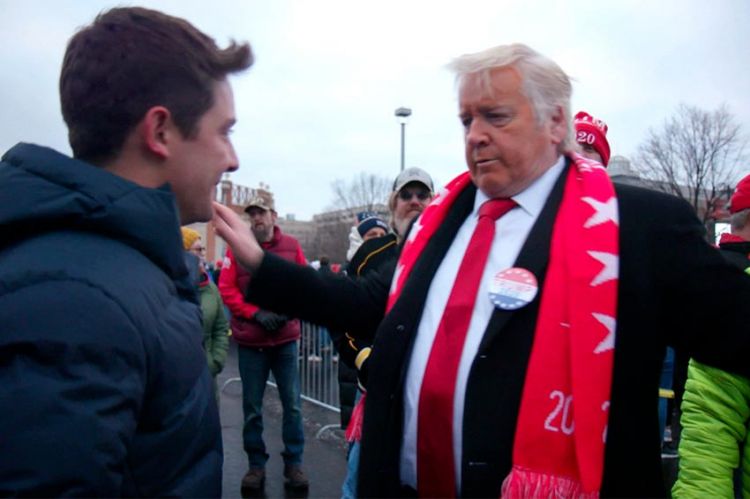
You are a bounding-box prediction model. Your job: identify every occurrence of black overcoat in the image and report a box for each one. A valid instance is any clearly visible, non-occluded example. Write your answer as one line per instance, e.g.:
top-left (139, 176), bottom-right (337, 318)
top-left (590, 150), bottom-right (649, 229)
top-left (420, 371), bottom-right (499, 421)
top-left (248, 163), bottom-right (750, 498)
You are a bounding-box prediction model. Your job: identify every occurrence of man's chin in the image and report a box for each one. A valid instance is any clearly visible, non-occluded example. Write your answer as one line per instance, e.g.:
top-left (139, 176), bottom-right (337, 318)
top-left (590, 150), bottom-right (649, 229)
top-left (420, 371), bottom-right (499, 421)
top-left (180, 206), bottom-right (212, 226)
top-left (474, 174), bottom-right (515, 199)
top-left (251, 229), bottom-right (269, 241)
top-left (394, 218), bottom-right (410, 238)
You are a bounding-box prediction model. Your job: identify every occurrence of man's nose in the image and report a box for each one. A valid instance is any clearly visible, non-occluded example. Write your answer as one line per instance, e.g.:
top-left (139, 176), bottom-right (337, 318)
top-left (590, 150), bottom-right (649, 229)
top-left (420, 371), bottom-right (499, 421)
top-left (466, 118), bottom-right (490, 147)
top-left (226, 142), bottom-right (239, 173)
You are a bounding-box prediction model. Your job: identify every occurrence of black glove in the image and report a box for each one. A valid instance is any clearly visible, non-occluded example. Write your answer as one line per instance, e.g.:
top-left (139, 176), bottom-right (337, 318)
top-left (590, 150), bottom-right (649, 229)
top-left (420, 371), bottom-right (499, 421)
top-left (253, 310), bottom-right (289, 332)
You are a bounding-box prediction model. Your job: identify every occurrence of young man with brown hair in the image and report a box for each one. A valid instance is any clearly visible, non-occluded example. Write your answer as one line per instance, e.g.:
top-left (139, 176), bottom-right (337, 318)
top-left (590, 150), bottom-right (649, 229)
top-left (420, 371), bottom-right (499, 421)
top-left (0, 7), bottom-right (252, 496)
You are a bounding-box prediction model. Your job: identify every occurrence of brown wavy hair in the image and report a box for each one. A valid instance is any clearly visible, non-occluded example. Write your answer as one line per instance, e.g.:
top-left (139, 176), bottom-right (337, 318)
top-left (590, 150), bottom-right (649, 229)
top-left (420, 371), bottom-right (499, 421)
top-left (60, 7), bottom-right (253, 164)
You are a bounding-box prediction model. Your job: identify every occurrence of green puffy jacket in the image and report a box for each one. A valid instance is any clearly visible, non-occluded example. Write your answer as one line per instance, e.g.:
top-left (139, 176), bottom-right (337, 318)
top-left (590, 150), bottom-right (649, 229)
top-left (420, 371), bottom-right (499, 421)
top-left (673, 359), bottom-right (750, 498)
top-left (199, 278), bottom-right (229, 376)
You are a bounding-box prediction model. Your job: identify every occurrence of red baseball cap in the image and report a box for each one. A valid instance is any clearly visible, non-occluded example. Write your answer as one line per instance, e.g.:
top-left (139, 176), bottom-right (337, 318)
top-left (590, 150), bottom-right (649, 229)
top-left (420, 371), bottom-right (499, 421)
top-left (730, 174), bottom-right (750, 213)
top-left (574, 111), bottom-right (611, 166)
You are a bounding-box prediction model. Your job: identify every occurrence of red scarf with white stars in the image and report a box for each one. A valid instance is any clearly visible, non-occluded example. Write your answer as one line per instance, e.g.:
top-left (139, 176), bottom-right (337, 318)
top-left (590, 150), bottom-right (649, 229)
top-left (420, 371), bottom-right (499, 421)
top-left (388, 154), bottom-right (619, 497)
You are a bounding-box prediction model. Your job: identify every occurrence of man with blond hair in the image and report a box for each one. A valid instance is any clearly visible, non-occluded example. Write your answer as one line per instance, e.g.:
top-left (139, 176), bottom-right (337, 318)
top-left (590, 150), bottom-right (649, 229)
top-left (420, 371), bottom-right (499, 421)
top-left (214, 43), bottom-right (750, 497)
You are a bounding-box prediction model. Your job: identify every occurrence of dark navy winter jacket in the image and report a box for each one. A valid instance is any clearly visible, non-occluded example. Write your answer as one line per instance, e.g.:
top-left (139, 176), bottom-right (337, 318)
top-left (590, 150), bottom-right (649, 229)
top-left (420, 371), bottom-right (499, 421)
top-left (0, 143), bottom-right (222, 496)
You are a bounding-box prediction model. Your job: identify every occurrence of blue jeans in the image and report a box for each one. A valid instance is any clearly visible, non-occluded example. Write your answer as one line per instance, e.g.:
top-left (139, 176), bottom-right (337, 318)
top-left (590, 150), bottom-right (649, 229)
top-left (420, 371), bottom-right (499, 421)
top-left (238, 341), bottom-right (304, 468)
top-left (342, 441), bottom-right (361, 499)
top-left (341, 391), bottom-right (362, 499)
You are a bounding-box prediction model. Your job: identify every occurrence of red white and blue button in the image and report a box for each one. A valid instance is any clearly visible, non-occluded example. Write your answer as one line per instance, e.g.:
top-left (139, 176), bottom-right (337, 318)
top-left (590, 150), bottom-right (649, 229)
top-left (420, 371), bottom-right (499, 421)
top-left (488, 267), bottom-right (538, 310)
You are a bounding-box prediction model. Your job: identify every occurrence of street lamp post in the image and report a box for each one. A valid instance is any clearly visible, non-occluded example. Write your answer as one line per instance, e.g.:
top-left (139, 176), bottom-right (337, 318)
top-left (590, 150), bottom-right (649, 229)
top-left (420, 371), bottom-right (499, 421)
top-left (394, 107), bottom-right (412, 172)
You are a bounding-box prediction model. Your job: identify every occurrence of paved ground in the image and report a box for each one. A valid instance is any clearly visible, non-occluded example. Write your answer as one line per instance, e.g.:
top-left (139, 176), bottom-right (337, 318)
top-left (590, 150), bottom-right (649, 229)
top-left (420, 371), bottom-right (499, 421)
top-left (218, 342), bottom-right (348, 499)
top-left (216, 343), bottom-right (680, 498)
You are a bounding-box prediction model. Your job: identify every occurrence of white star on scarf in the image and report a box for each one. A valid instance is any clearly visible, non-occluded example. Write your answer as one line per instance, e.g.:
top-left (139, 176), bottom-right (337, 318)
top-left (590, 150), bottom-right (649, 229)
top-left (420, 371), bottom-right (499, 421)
top-left (588, 251), bottom-right (619, 287)
top-left (407, 217), bottom-right (423, 243)
top-left (389, 263), bottom-right (404, 296)
top-left (592, 313), bottom-right (616, 354)
top-left (578, 158), bottom-right (606, 172)
top-left (582, 196), bottom-right (619, 228)
top-left (430, 186), bottom-right (450, 206)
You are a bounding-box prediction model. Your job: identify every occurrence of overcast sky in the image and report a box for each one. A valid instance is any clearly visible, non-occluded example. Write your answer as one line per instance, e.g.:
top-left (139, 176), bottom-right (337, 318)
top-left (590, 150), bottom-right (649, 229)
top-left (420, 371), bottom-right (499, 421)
top-left (2, 0), bottom-right (749, 220)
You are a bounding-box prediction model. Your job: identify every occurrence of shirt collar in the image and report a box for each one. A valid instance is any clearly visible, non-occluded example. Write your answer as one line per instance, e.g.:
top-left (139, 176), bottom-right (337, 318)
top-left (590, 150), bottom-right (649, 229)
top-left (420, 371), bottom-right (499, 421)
top-left (473, 155), bottom-right (566, 218)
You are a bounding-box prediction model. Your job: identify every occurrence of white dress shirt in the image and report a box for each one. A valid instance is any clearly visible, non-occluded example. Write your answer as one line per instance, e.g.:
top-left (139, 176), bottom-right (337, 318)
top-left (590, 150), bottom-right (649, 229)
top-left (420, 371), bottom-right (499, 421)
top-left (399, 157), bottom-right (566, 491)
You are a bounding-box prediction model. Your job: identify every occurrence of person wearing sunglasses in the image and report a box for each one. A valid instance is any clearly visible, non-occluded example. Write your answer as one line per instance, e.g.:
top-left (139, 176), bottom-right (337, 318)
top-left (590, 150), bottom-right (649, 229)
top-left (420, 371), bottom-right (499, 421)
top-left (338, 167), bottom-right (434, 499)
top-left (389, 167), bottom-right (435, 237)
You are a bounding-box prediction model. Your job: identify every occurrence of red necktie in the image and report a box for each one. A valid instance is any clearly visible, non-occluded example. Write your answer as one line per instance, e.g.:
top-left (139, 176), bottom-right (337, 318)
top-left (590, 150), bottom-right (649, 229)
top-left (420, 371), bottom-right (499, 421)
top-left (417, 198), bottom-right (517, 498)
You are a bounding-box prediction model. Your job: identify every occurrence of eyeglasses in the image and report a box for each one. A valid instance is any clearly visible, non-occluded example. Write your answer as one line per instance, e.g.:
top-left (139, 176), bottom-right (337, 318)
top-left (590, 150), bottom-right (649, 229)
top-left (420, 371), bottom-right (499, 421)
top-left (191, 246), bottom-right (206, 254)
top-left (398, 188), bottom-right (431, 202)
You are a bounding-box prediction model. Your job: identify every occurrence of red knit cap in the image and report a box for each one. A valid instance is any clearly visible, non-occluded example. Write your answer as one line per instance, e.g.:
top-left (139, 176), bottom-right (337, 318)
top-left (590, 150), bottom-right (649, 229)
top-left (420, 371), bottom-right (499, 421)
top-left (574, 111), bottom-right (611, 166)
top-left (730, 174), bottom-right (750, 213)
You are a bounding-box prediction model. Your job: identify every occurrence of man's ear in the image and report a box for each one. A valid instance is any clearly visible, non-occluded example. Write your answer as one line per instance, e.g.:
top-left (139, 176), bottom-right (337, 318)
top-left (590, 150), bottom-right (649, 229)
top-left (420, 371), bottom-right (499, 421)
top-left (141, 106), bottom-right (174, 160)
top-left (548, 105), bottom-right (567, 146)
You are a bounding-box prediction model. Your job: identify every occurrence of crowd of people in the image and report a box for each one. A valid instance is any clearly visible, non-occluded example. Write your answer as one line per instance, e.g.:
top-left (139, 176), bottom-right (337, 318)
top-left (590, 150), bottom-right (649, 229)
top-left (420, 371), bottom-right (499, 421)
top-left (1, 5), bottom-right (749, 499)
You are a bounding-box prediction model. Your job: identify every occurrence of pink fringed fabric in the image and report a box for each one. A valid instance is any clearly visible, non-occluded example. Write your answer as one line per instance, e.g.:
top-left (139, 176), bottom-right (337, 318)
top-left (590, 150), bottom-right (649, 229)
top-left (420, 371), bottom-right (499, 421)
top-left (501, 465), bottom-right (600, 499)
top-left (345, 393), bottom-right (366, 442)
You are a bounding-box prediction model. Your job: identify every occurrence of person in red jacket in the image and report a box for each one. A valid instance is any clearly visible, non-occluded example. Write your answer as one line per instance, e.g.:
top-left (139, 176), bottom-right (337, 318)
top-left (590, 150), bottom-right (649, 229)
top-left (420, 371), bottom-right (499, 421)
top-left (218, 196), bottom-right (309, 493)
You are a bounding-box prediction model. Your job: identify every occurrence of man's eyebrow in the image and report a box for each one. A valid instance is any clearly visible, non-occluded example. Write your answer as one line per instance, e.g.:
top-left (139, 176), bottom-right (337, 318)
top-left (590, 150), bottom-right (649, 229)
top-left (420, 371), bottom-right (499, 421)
top-left (478, 105), bottom-right (511, 113)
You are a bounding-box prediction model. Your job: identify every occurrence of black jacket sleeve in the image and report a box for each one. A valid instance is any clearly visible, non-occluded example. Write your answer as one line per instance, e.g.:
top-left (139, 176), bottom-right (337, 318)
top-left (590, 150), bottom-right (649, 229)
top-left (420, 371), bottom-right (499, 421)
top-left (662, 213), bottom-right (750, 375)
top-left (621, 186), bottom-right (750, 378)
top-left (245, 252), bottom-right (394, 340)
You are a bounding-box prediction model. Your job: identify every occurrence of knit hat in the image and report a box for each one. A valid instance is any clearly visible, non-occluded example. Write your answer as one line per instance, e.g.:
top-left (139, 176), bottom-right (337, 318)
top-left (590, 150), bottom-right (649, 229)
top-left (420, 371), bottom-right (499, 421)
top-left (574, 111), bottom-right (611, 166)
top-left (356, 211), bottom-right (389, 238)
top-left (730, 174), bottom-right (750, 213)
top-left (181, 227), bottom-right (201, 251)
top-left (393, 167), bottom-right (434, 193)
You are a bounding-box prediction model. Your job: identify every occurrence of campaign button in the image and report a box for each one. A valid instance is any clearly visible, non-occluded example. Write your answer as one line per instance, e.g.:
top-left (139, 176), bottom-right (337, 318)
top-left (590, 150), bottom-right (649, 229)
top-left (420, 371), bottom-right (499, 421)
top-left (488, 267), bottom-right (538, 310)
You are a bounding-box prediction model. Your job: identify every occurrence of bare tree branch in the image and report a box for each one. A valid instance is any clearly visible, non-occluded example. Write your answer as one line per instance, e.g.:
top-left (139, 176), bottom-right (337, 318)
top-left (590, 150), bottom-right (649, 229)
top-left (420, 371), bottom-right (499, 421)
top-left (304, 172), bottom-right (392, 263)
top-left (635, 103), bottom-right (746, 227)
top-left (328, 172), bottom-right (391, 212)
top-left (308, 220), bottom-right (351, 263)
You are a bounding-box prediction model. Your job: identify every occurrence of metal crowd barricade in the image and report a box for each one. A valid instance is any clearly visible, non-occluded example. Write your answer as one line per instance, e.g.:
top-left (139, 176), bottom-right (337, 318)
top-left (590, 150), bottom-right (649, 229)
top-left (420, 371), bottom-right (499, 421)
top-left (222, 322), bottom-right (341, 416)
top-left (296, 321), bottom-right (340, 412)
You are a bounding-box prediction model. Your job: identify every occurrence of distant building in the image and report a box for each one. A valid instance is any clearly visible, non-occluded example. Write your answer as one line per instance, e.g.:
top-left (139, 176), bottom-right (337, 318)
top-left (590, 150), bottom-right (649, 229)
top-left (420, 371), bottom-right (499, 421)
top-left (608, 155), bottom-right (645, 187)
top-left (312, 203), bottom-right (389, 226)
top-left (276, 216), bottom-right (317, 260)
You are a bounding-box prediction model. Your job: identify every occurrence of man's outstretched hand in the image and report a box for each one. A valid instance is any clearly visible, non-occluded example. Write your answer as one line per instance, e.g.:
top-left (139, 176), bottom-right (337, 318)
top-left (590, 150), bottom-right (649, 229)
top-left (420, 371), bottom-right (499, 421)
top-left (212, 201), bottom-right (264, 273)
